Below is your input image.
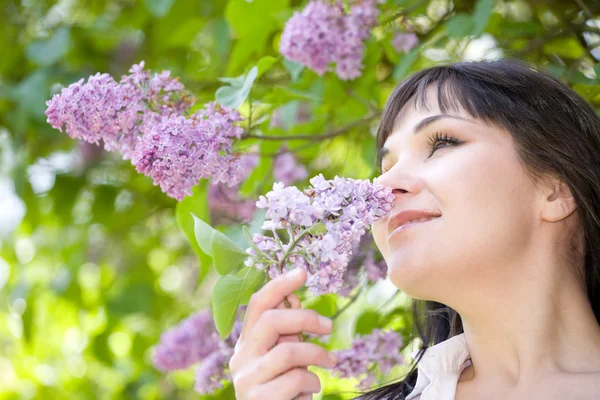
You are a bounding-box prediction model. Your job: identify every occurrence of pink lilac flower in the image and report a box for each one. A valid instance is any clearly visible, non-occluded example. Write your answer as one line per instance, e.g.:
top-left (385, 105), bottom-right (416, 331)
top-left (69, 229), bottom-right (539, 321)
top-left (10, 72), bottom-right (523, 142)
top-left (332, 329), bottom-right (405, 389)
top-left (273, 152), bottom-right (308, 186)
top-left (153, 310), bottom-right (244, 396)
top-left (336, 0), bottom-right (382, 80)
top-left (246, 175), bottom-right (394, 294)
top-left (194, 348), bottom-right (233, 394)
top-left (45, 61), bottom-right (193, 161)
top-left (280, 0), bottom-right (382, 80)
top-left (132, 103), bottom-right (245, 200)
top-left (193, 320), bottom-right (243, 395)
top-left (152, 309), bottom-right (221, 372)
top-left (392, 32), bottom-right (419, 53)
top-left (339, 235), bottom-right (388, 296)
top-left (208, 153), bottom-right (259, 224)
top-left (279, 1), bottom-right (345, 76)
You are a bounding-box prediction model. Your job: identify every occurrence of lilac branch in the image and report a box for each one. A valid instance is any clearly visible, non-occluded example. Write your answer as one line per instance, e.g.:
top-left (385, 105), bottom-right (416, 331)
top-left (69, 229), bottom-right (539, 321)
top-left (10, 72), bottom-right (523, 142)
top-left (241, 112), bottom-right (380, 141)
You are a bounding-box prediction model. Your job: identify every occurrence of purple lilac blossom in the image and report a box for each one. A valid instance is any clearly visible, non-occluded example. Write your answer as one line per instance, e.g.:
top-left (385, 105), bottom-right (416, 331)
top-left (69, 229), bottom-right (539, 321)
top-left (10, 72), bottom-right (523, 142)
top-left (279, 0), bottom-right (382, 80)
top-left (273, 152), bottom-right (308, 186)
top-left (279, 1), bottom-right (344, 76)
top-left (152, 309), bottom-right (221, 372)
top-left (46, 62), bottom-right (249, 201)
top-left (246, 175), bottom-right (394, 294)
top-left (193, 320), bottom-right (243, 395)
top-left (332, 329), bottom-right (405, 389)
top-left (153, 310), bottom-right (244, 396)
top-left (335, 0), bottom-right (382, 80)
top-left (392, 32), bottom-right (419, 53)
top-left (208, 153), bottom-right (259, 224)
top-left (132, 103), bottom-right (245, 200)
top-left (339, 235), bottom-right (388, 296)
top-left (45, 61), bottom-right (193, 161)
top-left (194, 348), bottom-right (233, 394)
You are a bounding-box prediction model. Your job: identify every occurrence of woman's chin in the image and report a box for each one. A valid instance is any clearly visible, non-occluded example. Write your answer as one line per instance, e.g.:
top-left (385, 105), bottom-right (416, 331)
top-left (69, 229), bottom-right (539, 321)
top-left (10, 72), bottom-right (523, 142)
top-left (387, 256), bottom-right (442, 297)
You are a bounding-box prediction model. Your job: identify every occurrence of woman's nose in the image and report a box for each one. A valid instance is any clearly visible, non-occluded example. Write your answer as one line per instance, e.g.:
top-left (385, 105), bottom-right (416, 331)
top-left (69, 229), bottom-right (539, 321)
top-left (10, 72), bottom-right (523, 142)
top-left (375, 169), bottom-right (425, 198)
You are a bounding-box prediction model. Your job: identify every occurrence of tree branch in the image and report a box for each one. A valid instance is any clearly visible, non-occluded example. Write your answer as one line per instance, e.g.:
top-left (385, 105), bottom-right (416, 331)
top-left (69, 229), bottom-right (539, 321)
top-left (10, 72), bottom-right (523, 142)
top-left (241, 112), bottom-right (380, 141)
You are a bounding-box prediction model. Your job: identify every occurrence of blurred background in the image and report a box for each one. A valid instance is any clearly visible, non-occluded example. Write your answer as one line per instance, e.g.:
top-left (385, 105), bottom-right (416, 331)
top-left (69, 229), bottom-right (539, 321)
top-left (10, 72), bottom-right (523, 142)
top-left (1, 0), bottom-right (600, 399)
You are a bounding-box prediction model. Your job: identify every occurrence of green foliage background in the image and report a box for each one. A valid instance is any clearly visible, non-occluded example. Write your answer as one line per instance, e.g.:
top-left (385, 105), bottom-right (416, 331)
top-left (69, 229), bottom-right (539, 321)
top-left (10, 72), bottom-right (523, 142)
top-left (1, 0), bottom-right (600, 399)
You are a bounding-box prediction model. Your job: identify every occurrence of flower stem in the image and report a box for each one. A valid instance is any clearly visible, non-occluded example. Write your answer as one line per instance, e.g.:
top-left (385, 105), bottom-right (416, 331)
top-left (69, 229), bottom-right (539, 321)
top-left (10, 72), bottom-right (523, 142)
top-left (332, 284), bottom-right (365, 320)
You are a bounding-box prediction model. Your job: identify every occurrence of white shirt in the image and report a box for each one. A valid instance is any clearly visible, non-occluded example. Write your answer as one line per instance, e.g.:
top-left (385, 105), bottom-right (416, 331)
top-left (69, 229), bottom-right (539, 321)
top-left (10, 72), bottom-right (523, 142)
top-left (406, 333), bottom-right (472, 400)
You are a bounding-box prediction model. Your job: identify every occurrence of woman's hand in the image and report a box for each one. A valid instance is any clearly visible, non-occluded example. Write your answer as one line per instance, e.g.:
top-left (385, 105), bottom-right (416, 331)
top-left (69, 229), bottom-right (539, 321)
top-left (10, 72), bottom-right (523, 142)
top-left (229, 268), bottom-right (337, 400)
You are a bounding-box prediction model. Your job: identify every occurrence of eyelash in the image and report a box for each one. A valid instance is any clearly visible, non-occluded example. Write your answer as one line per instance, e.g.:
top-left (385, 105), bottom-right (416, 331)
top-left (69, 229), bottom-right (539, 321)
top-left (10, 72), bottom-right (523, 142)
top-left (380, 131), bottom-right (462, 173)
top-left (427, 130), bottom-right (461, 157)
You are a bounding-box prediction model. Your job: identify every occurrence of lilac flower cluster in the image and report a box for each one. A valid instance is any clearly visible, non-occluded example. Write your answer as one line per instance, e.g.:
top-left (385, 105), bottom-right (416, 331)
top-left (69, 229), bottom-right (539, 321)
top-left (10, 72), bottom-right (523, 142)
top-left (45, 62), bottom-right (246, 200)
top-left (332, 329), bottom-right (405, 389)
top-left (244, 175), bottom-right (394, 294)
top-left (132, 103), bottom-right (245, 200)
top-left (273, 152), bottom-right (308, 186)
top-left (45, 61), bottom-right (192, 160)
top-left (208, 153), bottom-right (259, 224)
top-left (392, 32), bottom-right (419, 53)
top-left (279, 0), bottom-right (383, 80)
top-left (152, 309), bottom-right (221, 371)
top-left (339, 235), bottom-right (388, 297)
top-left (152, 309), bottom-right (242, 395)
top-left (194, 320), bottom-right (242, 394)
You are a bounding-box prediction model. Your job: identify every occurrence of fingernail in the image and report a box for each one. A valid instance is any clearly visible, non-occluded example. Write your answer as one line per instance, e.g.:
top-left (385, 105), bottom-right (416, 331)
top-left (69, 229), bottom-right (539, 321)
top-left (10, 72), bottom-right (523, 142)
top-left (318, 315), bottom-right (332, 329)
top-left (286, 268), bottom-right (303, 279)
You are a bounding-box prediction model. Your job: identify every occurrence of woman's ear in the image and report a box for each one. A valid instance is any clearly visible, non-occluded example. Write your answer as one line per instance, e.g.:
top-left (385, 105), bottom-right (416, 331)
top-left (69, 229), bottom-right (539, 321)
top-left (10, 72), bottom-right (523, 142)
top-left (541, 178), bottom-right (577, 222)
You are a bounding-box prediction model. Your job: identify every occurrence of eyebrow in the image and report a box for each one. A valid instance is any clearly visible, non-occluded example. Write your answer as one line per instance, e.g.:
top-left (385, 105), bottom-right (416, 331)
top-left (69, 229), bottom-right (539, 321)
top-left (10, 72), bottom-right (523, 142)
top-left (377, 114), bottom-right (476, 163)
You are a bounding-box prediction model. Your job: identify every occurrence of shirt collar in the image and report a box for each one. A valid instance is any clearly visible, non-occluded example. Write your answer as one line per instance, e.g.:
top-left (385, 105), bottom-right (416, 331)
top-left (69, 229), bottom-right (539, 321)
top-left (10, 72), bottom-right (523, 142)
top-left (406, 333), bottom-right (472, 399)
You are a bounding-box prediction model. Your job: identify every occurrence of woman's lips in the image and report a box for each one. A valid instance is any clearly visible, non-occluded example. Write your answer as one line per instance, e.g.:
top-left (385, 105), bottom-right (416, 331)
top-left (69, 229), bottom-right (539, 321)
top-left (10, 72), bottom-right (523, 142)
top-left (388, 216), bottom-right (441, 239)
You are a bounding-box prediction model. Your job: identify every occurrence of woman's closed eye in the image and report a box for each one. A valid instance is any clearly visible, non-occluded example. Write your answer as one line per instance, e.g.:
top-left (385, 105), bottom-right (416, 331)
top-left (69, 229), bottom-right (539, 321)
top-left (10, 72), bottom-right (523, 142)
top-left (379, 131), bottom-right (463, 173)
top-left (427, 130), bottom-right (462, 157)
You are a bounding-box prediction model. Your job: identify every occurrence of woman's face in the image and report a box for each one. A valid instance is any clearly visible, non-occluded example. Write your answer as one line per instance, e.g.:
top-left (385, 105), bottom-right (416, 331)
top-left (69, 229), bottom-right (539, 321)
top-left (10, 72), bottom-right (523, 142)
top-left (372, 85), bottom-right (542, 302)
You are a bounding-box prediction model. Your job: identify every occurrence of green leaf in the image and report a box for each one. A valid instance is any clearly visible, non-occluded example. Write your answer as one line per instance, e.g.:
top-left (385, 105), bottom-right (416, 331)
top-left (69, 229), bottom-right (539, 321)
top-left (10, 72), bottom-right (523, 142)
top-left (595, 64), bottom-right (600, 80)
top-left (257, 56), bottom-right (278, 78)
top-left (308, 222), bottom-right (327, 235)
top-left (145, 0), bottom-right (175, 17)
top-left (212, 230), bottom-right (249, 275)
top-left (284, 59), bottom-right (305, 82)
top-left (303, 294), bottom-right (337, 317)
top-left (193, 213), bottom-right (248, 275)
top-left (236, 267), bottom-right (266, 305)
top-left (445, 13), bottom-right (475, 38)
top-left (472, 0), bottom-right (494, 36)
top-left (354, 310), bottom-right (380, 335)
top-left (542, 37), bottom-right (585, 59)
top-left (212, 267), bottom-right (266, 338)
top-left (176, 182), bottom-right (212, 285)
top-left (192, 213), bottom-right (215, 256)
top-left (26, 26), bottom-right (71, 67)
top-left (393, 47), bottom-right (420, 81)
top-left (215, 66), bottom-right (258, 109)
top-left (224, 0), bottom-right (288, 74)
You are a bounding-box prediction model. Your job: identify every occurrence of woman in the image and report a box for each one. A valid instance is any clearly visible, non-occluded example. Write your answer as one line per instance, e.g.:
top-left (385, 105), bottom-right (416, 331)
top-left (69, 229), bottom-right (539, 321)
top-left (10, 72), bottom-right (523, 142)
top-left (228, 59), bottom-right (600, 399)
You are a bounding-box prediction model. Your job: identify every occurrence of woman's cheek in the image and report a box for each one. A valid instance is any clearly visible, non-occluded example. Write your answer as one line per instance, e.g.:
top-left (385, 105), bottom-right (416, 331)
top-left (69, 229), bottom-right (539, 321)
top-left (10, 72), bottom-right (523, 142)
top-left (372, 221), bottom-right (389, 261)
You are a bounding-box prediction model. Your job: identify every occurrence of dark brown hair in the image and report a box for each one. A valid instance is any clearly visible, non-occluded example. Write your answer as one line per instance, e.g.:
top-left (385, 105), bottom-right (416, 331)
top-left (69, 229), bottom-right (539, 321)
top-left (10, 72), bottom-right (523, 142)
top-left (356, 59), bottom-right (600, 399)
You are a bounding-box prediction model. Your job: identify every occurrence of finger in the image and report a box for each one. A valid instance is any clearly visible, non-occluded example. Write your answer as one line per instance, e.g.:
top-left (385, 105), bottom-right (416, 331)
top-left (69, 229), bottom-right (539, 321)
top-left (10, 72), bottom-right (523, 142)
top-left (275, 293), bottom-right (301, 310)
top-left (247, 309), bottom-right (332, 354)
top-left (287, 293), bottom-right (302, 309)
top-left (276, 293), bottom-right (303, 344)
top-left (295, 395), bottom-right (312, 400)
top-left (277, 334), bottom-right (301, 345)
top-left (253, 342), bottom-right (336, 384)
top-left (241, 268), bottom-right (307, 342)
top-left (256, 368), bottom-right (321, 399)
